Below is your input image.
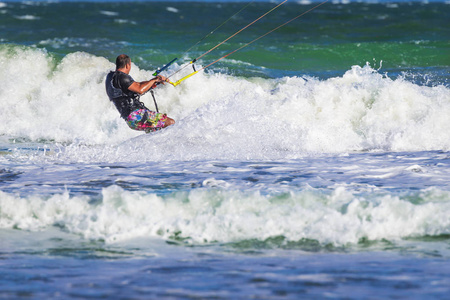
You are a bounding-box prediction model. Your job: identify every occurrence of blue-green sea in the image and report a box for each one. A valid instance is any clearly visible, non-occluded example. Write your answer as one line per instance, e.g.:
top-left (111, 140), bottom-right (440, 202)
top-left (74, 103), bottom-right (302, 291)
top-left (1, 0), bottom-right (449, 299)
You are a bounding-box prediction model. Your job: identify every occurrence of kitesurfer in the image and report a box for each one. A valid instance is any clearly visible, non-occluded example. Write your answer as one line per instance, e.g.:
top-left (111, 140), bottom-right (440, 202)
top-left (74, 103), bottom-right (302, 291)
top-left (105, 54), bottom-right (175, 133)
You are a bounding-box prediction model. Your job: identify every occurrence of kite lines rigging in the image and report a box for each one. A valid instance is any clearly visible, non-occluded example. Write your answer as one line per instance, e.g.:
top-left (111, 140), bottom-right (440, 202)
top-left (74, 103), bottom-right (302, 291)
top-left (151, 0), bottom-right (329, 87)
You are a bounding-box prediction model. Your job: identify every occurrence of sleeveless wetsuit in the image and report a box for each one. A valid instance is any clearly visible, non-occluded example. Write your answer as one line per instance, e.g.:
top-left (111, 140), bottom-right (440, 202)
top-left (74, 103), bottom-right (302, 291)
top-left (105, 71), bottom-right (168, 132)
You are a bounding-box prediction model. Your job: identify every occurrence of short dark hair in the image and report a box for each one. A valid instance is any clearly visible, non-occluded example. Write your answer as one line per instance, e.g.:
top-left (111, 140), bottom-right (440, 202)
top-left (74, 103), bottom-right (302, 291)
top-left (116, 54), bottom-right (130, 69)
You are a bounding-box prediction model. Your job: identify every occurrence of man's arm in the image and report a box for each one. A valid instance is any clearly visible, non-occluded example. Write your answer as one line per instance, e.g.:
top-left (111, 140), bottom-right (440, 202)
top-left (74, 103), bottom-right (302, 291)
top-left (128, 76), bottom-right (169, 95)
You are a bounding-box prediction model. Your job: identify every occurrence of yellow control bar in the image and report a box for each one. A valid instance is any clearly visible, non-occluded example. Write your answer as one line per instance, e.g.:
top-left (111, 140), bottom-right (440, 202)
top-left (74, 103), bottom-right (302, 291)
top-left (169, 71), bottom-right (199, 87)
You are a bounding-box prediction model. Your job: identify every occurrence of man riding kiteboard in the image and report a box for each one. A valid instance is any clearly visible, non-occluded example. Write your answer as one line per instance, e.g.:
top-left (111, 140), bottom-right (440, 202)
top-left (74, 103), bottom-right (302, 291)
top-left (105, 54), bottom-right (175, 133)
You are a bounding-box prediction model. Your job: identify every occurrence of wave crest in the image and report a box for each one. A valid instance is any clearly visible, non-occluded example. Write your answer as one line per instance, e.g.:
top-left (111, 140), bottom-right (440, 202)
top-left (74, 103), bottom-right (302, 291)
top-left (1, 46), bottom-right (449, 160)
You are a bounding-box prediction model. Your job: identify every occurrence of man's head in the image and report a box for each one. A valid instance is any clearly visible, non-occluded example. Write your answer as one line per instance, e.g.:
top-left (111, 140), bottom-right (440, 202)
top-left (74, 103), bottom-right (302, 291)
top-left (116, 54), bottom-right (131, 70)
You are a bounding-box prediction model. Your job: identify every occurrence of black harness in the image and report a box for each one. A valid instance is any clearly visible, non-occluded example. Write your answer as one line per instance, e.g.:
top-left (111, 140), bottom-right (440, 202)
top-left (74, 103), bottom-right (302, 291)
top-left (105, 71), bottom-right (147, 119)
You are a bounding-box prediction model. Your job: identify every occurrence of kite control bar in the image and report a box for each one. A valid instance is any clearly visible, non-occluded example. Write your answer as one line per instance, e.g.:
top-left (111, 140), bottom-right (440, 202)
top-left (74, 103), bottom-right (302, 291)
top-left (168, 71), bottom-right (198, 87)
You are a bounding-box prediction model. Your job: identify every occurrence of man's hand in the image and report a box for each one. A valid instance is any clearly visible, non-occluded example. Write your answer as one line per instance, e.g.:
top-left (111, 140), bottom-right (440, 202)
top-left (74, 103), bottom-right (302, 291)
top-left (156, 75), bottom-right (169, 84)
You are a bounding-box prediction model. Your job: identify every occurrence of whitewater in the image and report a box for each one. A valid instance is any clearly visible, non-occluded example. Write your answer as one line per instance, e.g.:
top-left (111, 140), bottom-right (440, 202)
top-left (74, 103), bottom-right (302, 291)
top-left (2, 47), bottom-right (449, 157)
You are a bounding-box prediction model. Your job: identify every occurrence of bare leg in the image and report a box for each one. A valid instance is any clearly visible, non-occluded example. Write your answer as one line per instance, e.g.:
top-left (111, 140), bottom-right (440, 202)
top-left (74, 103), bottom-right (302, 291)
top-left (163, 117), bottom-right (175, 128)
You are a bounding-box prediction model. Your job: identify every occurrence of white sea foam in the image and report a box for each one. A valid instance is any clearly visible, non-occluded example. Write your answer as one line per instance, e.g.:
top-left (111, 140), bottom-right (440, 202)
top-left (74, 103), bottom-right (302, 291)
top-left (14, 14), bottom-right (40, 20)
top-left (1, 185), bottom-right (449, 245)
top-left (0, 47), bottom-right (449, 162)
top-left (166, 7), bottom-right (179, 13)
top-left (100, 10), bottom-right (118, 17)
top-left (114, 19), bottom-right (137, 25)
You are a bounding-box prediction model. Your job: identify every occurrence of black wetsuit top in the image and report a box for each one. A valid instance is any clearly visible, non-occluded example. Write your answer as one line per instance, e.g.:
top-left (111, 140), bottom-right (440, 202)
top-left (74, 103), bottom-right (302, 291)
top-left (105, 71), bottom-right (146, 119)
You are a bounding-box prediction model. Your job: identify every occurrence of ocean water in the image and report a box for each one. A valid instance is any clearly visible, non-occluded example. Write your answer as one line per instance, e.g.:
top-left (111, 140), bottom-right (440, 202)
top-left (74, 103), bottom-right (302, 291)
top-left (1, 0), bottom-right (450, 299)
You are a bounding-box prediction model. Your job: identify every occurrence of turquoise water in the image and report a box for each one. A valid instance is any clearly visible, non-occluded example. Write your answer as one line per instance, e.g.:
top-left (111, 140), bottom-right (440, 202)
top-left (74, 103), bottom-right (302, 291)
top-left (1, 1), bottom-right (448, 81)
top-left (1, 0), bottom-right (450, 299)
